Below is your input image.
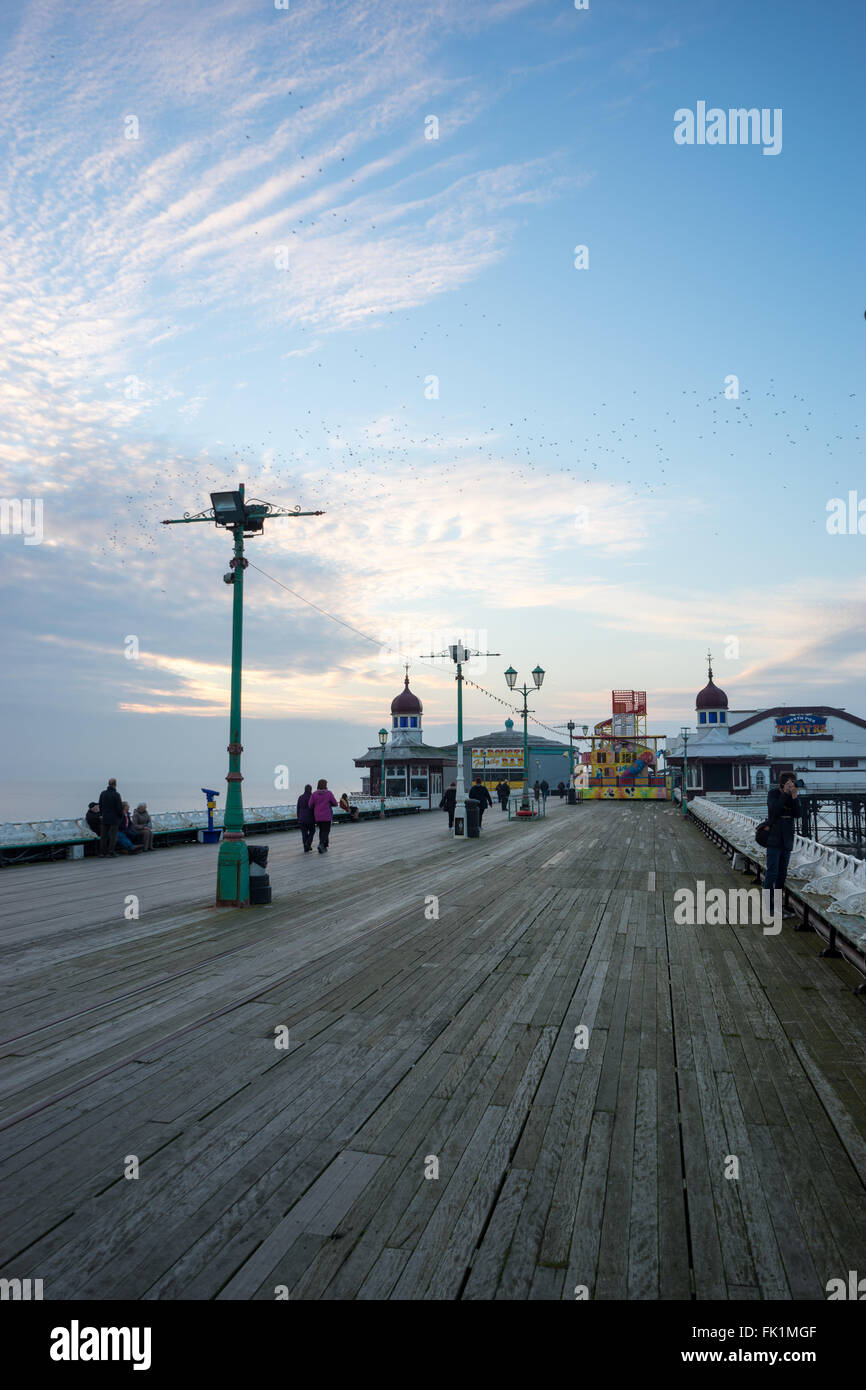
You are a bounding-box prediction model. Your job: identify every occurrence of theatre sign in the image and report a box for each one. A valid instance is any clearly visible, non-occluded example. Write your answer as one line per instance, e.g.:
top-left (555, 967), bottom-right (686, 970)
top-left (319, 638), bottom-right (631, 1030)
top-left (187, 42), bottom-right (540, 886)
top-left (773, 713), bottom-right (830, 740)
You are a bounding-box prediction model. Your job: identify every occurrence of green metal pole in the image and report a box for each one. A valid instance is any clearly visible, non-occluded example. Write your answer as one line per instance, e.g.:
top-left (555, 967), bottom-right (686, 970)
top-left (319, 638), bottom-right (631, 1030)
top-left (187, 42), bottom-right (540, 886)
top-left (454, 659), bottom-right (466, 836)
top-left (380, 746), bottom-right (385, 819)
top-left (216, 487), bottom-right (250, 906)
top-left (522, 685), bottom-right (530, 810)
top-left (681, 738), bottom-right (689, 818)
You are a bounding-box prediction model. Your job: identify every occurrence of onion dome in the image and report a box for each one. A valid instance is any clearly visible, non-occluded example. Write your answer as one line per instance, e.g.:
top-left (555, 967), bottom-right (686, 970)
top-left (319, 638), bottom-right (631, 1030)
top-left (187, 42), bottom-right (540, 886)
top-left (695, 654), bottom-right (728, 710)
top-left (391, 675), bottom-right (422, 716)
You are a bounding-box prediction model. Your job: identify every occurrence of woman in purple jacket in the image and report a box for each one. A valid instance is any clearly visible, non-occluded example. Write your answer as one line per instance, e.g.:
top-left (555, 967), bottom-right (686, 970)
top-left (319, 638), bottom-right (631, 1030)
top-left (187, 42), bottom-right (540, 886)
top-left (308, 779), bottom-right (338, 853)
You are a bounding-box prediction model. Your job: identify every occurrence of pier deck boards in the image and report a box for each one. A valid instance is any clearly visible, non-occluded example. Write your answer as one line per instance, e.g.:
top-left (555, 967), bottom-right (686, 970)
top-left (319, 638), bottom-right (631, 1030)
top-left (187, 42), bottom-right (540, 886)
top-left (1, 800), bottom-right (865, 1300)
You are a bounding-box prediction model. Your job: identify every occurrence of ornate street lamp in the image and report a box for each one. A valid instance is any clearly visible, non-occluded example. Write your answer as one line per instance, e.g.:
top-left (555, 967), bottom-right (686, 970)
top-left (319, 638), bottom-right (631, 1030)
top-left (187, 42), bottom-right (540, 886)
top-left (567, 719), bottom-right (576, 786)
top-left (378, 727), bottom-right (388, 819)
top-left (163, 483), bottom-right (323, 906)
top-left (505, 664), bottom-right (545, 812)
top-left (680, 725), bottom-right (691, 817)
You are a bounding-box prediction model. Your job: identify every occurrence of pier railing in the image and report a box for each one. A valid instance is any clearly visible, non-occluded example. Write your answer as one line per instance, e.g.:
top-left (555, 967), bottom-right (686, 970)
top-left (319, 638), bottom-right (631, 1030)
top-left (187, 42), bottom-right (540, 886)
top-left (0, 797), bottom-right (420, 866)
top-left (687, 797), bottom-right (866, 990)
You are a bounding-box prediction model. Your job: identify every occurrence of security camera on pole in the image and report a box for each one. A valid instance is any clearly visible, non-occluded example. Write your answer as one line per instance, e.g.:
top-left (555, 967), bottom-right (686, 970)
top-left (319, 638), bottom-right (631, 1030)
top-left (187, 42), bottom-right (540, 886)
top-left (163, 485), bottom-right (324, 906)
top-left (422, 640), bottom-right (500, 839)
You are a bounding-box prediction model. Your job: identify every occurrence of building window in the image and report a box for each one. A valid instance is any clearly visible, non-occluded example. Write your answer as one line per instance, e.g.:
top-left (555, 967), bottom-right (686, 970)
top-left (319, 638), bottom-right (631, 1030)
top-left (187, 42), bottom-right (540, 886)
top-left (409, 716), bottom-right (418, 728)
top-left (399, 716), bottom-right (408, 728)
top-left (815, 758), bottom-right (834, 768)
top-left (840, 758), bottom-right (858, 768)
top-left (686, 764), bottom-right (703, 789)
top-left (755, 771), bottom-right (766, 790)
top-left (732, 764), bottom-right (750, 791)
top-left (719, 711), bottom-right (726, 723)
top-left (410, 777), bottom-right (428, 798)
top-left (699, 712), bottom-right (707, 724)
top-left (708, 711), bottom-right (717, 724)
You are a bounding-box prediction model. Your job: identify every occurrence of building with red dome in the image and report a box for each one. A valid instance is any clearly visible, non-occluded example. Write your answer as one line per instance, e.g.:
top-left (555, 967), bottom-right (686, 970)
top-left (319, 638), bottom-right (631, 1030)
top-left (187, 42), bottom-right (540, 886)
top-left (353, 672), bottom-right (457, 807)
top-left (667, 652), bottom-right (866, 798)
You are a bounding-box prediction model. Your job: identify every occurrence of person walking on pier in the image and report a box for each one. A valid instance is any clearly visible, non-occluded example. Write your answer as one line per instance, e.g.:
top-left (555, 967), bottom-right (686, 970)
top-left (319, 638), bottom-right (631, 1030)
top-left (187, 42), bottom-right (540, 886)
top-left (297, 783), bottom-right (316, 852)
top-left (468, 777), bottom-right (493, 824)
top-left (97, 778), bottom-right (123, 857)
top-left (440, 781), bottom-right (457, 829)
top-left (309, 778), bottom-right (338, 853)
top-left (764, 772), bottom-right (805, 917)
top-left (496, 781), bottom-right (510, 812)
top-left (540, 778), bottom-right (549, 807)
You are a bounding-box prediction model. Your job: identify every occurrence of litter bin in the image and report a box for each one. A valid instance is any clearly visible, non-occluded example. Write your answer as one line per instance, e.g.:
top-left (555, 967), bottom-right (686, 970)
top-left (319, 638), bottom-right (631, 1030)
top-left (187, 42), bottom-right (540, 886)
top-left (466, 799), bottom-right (480, 838)
top-left (247, 844), bottom-right (270, 875)
top-left (567, 789), bottom-right (577, 805)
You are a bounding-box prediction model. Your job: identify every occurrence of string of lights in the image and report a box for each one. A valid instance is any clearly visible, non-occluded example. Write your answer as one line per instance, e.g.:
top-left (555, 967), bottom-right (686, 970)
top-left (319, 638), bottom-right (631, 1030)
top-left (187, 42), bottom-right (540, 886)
top-left (246, 560), bottom-right (578, 739)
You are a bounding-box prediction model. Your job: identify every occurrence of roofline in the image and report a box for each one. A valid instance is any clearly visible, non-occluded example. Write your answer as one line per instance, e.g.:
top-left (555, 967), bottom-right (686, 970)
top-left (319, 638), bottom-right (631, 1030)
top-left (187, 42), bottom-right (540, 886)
top-left (728, 705), bottom-right (866, 734)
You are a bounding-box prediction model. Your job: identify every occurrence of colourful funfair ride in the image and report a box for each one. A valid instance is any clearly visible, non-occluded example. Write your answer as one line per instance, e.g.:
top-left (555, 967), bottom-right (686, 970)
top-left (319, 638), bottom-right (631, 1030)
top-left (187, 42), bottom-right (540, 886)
top-left (578, 690), bottom-right (670, 800)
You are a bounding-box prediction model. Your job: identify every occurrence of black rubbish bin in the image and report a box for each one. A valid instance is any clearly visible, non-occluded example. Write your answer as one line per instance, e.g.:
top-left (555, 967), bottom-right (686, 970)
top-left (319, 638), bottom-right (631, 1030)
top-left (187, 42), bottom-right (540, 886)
top-left (466, 799), bottom-right (481, 838)
top-left (247, 844), bottom-right (270, 875)
top-left (567, 789), bottom-right (577, 805)
top-left (250, 877), bottom-right (272, 905)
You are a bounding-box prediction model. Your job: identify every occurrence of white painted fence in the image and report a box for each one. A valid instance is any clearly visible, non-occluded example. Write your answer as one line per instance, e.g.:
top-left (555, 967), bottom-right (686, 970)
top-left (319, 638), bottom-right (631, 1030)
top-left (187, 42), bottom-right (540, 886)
top-left (688, 797), bottom-right (866, 946)
top-left (0, 798), bottom-right (418, 849)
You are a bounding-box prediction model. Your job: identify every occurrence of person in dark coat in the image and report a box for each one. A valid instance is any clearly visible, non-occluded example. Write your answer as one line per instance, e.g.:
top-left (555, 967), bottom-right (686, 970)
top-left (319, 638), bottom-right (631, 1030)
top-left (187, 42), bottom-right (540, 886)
top-left (440, 782), bottom-right (457, 829)
top-left (764, 772), bottom-right (805, 916)
top-left (497, 781), bottom-right (510, 811)
top-left (296, 784), bottom-right (315, 852)
top-left (540, 778), bottom-right (549, 806)
top-left (468, 778), bottom-right (493, 824)
top-left (85, 802), bottom-right (101, 837)
top-left (98, 779), bottom-right (123, 857)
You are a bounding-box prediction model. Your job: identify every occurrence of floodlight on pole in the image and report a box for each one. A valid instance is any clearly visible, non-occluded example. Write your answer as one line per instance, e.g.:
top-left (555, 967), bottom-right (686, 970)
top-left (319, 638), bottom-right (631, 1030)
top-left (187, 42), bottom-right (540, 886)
top-left (422, 640), bottom-right (500, 839)
top-left (163, 483), bottom-right (324, 906)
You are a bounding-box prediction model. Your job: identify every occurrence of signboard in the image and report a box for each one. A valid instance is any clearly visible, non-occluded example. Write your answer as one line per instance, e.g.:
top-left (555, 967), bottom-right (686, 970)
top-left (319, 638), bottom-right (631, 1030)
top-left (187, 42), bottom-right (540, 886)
top-left (773, 714), bottom-right (829, 739)
top-left (472, 747), bottom-right (524, 769)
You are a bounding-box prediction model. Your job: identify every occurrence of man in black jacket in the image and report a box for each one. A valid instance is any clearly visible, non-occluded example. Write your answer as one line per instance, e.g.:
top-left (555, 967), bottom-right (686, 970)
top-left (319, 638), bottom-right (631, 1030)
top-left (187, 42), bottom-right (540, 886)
top-left (85, 802), bottom-right (101, 837)
top-left (296, 784), bottom-right (315, 852)
top-left (764, 772), bottom-right (805, 916)
top-left (98, 778), bottom-right (123, 857)
top-left (440, 782), bottom-right (457, 829)
top-left (468, 778), bottom-right (493, 825)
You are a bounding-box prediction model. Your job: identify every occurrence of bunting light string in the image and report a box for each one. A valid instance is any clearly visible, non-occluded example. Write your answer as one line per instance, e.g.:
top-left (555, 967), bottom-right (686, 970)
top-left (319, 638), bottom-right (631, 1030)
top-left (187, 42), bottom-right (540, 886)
top-left (246, 560), bottom-right (579, 739)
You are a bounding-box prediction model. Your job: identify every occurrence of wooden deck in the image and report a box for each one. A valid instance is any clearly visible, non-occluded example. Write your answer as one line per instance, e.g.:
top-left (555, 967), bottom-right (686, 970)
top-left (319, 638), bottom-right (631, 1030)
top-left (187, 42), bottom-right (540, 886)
top-left (1, 799), bottom-right (865, 1300)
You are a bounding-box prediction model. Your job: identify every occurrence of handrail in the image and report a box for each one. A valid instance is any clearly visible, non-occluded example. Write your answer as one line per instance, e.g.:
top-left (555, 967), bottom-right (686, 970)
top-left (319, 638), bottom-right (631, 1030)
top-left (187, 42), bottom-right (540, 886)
top-left (687, 797), bottom-right (866, 983)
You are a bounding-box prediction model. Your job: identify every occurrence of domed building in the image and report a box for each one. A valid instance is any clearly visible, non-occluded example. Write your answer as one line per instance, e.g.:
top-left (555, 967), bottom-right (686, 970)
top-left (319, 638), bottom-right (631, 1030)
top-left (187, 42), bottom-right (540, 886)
top-left (665, 653), bottom-right (764, 797)
top-left (353, 671), bottom-right (457, 807)
top-left (667, 651), bottom-right (866, 799)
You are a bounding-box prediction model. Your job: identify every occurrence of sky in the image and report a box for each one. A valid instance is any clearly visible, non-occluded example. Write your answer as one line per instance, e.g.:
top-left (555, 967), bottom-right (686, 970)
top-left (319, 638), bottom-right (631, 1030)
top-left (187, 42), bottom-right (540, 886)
top-left (1, 0), bottom-right (864, 816)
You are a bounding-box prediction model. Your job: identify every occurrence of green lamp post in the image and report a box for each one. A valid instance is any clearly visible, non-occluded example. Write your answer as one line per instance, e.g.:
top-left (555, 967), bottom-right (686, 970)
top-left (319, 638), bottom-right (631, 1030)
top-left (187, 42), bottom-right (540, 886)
top-left (162, 484), bottom-right (323, 906)
top-left (680, 724), bottom-right (690, 817)
top-left (567, 719), bottom-right (576, 784)
top-left (504, 664), bottom-right (545, 812)
top-left (422, 640), bottom-right (499, 838)
top-left (378, 727), bottom-right (388, 819)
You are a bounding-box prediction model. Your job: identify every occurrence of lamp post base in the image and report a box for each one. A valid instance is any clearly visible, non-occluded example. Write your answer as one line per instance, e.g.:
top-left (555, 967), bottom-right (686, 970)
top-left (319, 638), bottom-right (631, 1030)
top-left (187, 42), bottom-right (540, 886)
top-left (453, 796), bottom-right (468, 838)
top-left (216, 837), bottom-right (250, 906)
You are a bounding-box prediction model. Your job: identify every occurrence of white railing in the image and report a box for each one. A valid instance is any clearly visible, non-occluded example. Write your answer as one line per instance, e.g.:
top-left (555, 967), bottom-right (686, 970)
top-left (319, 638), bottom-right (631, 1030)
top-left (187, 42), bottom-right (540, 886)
top-left (0, 798), bottom-right (418, 849)
top-left (688, 798), bottom-right (866, 942)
